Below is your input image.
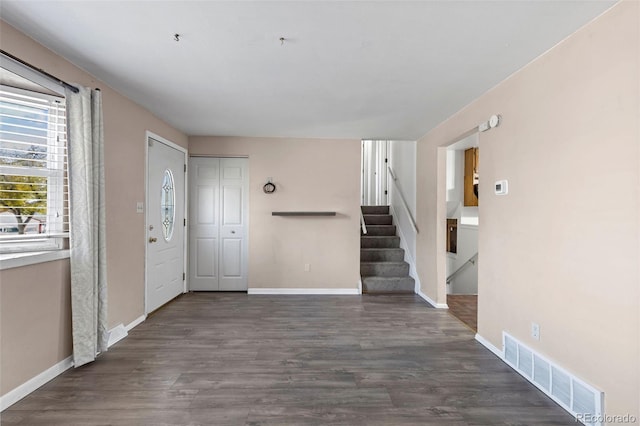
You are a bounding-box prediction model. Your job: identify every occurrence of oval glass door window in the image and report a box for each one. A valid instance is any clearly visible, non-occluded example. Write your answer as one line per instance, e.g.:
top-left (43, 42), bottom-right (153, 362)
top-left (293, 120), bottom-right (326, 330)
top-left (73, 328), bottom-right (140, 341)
top-left (160, 169), bottom-right (175, 241)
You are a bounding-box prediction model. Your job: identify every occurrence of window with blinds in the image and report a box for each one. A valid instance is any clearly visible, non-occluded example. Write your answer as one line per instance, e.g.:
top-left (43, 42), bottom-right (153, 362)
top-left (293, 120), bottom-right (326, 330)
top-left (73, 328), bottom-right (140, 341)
top-left (0, 85), bottom-right (68, 253)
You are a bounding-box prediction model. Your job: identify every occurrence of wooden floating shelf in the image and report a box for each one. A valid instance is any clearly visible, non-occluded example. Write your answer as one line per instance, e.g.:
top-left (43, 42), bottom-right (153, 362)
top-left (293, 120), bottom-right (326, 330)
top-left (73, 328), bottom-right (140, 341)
top-left (272, 211), bottom-right (337, 216)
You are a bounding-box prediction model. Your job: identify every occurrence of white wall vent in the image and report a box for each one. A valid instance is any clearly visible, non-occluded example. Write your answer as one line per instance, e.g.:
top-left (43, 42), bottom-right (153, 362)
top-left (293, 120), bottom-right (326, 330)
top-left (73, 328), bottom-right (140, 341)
top-left (551, 366), bottom-right (572, 407)
top-left (533, 354), bottom-right (550, 392)
top-left (502, 332), bottom-right (604, 426)
top-left (518, 346), bottom-right (533, 378)
top-left (504, 334), bottom-right (517, 365)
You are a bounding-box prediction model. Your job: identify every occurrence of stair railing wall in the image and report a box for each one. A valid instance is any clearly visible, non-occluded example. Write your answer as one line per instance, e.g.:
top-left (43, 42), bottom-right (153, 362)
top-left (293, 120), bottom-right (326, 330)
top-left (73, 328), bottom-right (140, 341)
top-left (388, 166), bottom-right (419, 233)
top-left (446, 252), bottom-right (478, 284)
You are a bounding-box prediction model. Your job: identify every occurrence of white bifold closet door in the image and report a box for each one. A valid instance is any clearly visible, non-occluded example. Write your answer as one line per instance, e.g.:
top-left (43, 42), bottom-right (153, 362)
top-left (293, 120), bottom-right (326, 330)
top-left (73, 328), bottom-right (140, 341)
top-left (189, 157), bottom-right (248, 291)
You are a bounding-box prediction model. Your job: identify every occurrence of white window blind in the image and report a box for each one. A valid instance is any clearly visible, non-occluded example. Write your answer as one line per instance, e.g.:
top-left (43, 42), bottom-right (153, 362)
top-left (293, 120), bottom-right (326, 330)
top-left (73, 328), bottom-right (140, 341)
top-left (0, 85), bottom-right (68, 253)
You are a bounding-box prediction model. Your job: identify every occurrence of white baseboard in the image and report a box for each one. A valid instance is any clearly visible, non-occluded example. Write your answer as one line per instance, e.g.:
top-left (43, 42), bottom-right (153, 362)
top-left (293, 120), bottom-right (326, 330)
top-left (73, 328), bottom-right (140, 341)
top-left (248, 288), bottom-right (359, 295)
top-left (474, 333), bottom-right (503, 358)
top-left (357, 279), bottom-right (363, 295)
top-left (1, 312), bottom-right (148, 412)
top-left (0, 356), bottom-right (73, 411)
top-left (126, 314), bottom-right (146, 331)
top-left (417, 288), bottom-right (449, 309)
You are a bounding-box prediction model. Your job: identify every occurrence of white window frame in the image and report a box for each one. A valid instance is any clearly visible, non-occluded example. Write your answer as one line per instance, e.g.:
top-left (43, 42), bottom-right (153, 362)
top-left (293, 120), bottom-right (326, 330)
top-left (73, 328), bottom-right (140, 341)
top-left (0, 62), bottom-right (69, 265)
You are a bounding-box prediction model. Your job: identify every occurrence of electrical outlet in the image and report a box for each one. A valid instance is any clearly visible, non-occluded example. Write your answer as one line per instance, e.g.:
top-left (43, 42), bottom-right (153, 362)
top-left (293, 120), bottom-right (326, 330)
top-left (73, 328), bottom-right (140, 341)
top-left (304, 263), bottom-right (310, 272)
top-left (136, 202), bottom-right (144, 214)
top-left (531, 322), bottom-right (540, 340)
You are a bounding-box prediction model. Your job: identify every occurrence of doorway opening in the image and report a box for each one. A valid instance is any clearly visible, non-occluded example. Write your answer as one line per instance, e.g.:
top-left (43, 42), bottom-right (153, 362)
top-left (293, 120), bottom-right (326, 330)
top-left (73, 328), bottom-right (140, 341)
top-left (360, 140), bottom-right (419, 294)
top-left (445, 133), bottom-right (479, 331)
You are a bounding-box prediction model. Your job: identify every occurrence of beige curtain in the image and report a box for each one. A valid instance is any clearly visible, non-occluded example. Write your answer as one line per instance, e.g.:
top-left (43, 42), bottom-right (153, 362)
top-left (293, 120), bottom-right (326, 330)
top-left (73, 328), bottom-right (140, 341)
top-left (65, 86), bottom-right (108, 367)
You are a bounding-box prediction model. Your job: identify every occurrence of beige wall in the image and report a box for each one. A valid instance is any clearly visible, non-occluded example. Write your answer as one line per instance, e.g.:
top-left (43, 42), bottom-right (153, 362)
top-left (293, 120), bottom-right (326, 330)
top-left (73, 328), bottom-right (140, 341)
top-left (416, 1), bottom-right (639, 419)
top-left (0, 259), bottom-right (71, 394)
top-left (189, 137), bottom-right (361, 290)
top-left (0, 21), bottom-right (188, 396)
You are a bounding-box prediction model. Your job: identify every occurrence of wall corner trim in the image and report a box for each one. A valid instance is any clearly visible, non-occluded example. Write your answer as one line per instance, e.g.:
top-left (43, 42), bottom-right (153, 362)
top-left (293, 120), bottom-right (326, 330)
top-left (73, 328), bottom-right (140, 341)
top-left (474, 333), bottom-right (503, 358)
top-left (248, 288), bottom-right (360, 295)
top-left (416, 288), bottom-right (448, 309)
top-left (107, 314), bottom-right (146, 349)
top-left (107, 323), bottom-right (128, 348)
top-left (0, 355), bottom-right (73, 411)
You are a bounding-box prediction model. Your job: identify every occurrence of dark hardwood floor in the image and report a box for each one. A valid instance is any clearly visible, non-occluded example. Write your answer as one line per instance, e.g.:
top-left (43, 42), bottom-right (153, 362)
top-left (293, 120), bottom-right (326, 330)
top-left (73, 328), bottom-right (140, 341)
top-left (2, 293), bottom-right (574, 425)
top-left (447, 295), bottom-right (478, 332)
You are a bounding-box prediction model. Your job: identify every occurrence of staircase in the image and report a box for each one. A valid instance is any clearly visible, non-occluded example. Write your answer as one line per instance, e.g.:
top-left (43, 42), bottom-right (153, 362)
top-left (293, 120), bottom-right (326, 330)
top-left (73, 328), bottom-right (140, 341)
top-left (360, 206), bottom-right (414, 293)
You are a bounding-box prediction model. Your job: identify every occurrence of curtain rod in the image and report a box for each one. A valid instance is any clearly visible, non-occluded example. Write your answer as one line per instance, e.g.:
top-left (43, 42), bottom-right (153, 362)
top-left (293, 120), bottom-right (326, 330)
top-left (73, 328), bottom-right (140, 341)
top-left (1, 49), bottom-right (79, 93)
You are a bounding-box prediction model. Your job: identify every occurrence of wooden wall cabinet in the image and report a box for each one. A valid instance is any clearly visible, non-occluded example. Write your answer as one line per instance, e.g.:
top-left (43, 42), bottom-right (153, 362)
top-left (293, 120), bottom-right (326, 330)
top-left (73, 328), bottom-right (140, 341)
top-left (464, 147), bottom-right (479, 206)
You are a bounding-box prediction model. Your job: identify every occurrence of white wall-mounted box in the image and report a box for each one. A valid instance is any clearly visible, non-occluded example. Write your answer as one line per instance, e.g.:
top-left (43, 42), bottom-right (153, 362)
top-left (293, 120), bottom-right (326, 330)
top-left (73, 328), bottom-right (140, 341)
top-left (495, 180), bottom-right (508, 195)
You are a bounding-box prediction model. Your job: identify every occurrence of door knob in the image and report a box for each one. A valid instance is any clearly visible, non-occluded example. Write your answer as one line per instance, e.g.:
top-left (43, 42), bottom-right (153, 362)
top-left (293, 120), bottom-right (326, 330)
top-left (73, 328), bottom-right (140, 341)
top-left (231, 230), bottom-right (235, 234)
top-left (149, 237), bottom-right (158, 243)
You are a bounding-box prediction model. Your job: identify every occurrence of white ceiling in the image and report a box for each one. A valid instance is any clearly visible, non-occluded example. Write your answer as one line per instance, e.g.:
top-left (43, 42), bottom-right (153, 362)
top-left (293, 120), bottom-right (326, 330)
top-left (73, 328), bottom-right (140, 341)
top-left (1, 1), bottom-right (616, 140)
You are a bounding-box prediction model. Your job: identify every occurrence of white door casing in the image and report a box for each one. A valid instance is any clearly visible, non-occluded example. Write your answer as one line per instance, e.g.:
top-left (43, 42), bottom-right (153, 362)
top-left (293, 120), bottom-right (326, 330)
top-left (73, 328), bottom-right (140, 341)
top-left (146, 134), bottom-right (186, 313)
top-left (189, 157), bottom-right (248, 291)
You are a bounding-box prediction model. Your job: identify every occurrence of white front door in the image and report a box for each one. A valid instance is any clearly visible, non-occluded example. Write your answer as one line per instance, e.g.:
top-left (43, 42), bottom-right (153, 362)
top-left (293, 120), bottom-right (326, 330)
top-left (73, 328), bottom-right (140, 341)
top-left (146, 136), bottom-right (186, 313)
top-left (189, 157), bottom-right (248, 291)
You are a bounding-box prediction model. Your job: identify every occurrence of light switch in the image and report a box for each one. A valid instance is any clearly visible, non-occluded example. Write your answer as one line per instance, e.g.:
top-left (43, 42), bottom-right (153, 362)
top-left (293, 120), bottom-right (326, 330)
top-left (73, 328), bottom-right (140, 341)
top-left (495, 180), bottom-right (508, 195)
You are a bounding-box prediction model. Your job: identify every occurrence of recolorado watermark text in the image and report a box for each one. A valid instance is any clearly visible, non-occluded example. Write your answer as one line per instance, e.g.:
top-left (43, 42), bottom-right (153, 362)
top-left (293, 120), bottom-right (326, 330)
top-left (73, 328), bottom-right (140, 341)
top-left (576, 413), bottom-right (637, 424)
